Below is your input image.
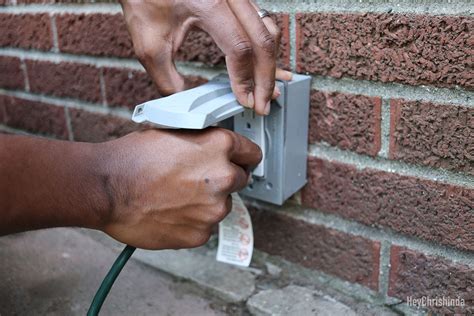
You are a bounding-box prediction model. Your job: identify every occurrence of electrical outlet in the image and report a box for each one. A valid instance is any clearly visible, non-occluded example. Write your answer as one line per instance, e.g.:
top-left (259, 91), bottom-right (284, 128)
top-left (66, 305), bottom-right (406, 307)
top-left (233, 109), bottom-right (266, 178)
top-left (132, 74), bottom-right (311, 205)
top-left (231, 76), bottom-right (311, 205)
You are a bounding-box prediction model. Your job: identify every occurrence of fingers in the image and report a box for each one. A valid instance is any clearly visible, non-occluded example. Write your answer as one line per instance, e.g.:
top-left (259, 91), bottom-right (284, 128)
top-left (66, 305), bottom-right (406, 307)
top-left (247, 2), bottom-right (293, 89)
top-left (199, 3), bottom-right (255, 109)
top-left (140, 47), bottom-right (185, 96)
top-left (204, 128), bottom-right (261, 195)
top-left (209, 128), bottom-right (262, 169)
top-left (226, 131), bottom-right (263, 169)
top-left (122, 3), bottom-right (186, 96)
top-left (249, 2), bottom-right (293, 98)
top-left (134, 32), bottom-right (186, 96)
top-left (271, 68), bottom-right (293, 98)
top-left (228, 1), bottom-right (276, 116)
top-left (211, 128), bottom-right (262, 168)
top-left (226, 164), bottom-right (251, 193)
top-left (249, 1), bottom-right (280, 53)
top-left (276, 68), bottom-right (293, 81)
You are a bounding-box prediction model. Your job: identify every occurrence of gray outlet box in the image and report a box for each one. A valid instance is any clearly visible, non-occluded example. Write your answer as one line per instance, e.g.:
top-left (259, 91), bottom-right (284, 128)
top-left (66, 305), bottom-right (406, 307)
top-left (233, 75), bottom-right (311, 205)
top-left (132, 74), bottom-right (311, 205)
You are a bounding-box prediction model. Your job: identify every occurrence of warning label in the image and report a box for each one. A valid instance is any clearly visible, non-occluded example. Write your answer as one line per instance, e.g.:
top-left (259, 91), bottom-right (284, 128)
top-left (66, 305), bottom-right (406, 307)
top-left (216, 193), bottom-right (253, 267)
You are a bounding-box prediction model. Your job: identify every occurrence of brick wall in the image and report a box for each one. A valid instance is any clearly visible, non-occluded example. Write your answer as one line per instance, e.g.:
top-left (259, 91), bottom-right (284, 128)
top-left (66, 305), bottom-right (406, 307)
top-left (0, 1), bottom-right (472, 314)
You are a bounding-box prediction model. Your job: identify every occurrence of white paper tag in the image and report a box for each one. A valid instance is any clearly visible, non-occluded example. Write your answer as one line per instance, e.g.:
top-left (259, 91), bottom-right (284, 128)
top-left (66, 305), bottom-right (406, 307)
top-left (216, 193), bottom-right (254, 267)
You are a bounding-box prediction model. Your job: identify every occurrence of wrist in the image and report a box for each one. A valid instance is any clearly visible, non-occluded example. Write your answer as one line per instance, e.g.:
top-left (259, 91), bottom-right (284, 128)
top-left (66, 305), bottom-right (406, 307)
top-left (79, 142), bottom-right (116, 231)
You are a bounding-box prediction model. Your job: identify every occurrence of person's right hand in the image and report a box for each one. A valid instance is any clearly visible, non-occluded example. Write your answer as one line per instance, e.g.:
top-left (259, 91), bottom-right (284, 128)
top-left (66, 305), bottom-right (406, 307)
top-left (120, 0), bottom-right (293, 116)
top-left (96, 128), bottom-right (262, 250)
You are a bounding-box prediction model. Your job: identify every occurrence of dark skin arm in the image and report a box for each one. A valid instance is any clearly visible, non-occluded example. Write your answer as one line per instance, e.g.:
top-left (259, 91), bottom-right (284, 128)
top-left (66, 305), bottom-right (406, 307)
top-left (1, 1), bottom-right (287, 250)
top-left (0, 128), bottom-right (262, 250)
top-left (0, 134), bottom-right (106, 234)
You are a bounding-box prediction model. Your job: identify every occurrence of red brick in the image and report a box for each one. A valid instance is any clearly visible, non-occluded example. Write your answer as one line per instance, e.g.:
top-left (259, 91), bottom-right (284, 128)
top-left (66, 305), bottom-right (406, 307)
top-left (0, 56), bottom-right (24, 90)
top-left (55, 12), bottom-right (289, 66)
top-left (0, 13), bottom-right (53, 50)
top-left (103, 68), bottom-right (160, 109)
top-left (177, 13), bottom-right (291, 69)
top-left (389, 246), bottom-right (473, 314)
top-left (390, 99), bottom-right (474, 175)
top-left (103, 67), bottom-right (207, 109)
top-left (56, 13), bottom-right (133, 58)
top-left (251, 208), bottom-right (380, 290)
top-left (274, 13), bottom-right (291, 70)
top-left (309, 90), bottom-right (381, 156)
top-left (1, 95), bottom-right (68, 139)
top-left (176, 28), bottom-right (224, 66)
top-left (16, 0), bottom-right (113, 2)
top-left (296, 13), bottom-right (474, 90)
top-left (18, 0), bottom-right (102, 3)
top-left (26, 60), bottom-right (102, 103)
top-left (302, 158), bottom-right (474, 251)
top-left (69, 109), bottom-right (141, 142)
top-left (0, 97), bottom-right (5, 123)
top-left (16, 0), bottom-right (54, 3)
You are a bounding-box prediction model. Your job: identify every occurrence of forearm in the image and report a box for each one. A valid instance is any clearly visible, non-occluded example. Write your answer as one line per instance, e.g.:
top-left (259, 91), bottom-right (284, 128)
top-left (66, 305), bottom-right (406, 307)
top-left (0, 134), bottom-right (110, 235)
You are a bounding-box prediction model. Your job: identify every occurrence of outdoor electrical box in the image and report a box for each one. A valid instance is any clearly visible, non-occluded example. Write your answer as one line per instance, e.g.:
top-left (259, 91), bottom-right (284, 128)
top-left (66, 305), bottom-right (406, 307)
top-left (132, 74), bottom-right (311, 205)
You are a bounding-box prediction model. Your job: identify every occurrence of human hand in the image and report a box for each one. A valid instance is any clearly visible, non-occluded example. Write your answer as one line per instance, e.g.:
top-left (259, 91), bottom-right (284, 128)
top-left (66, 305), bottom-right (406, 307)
top-left (120, 0), bottom-right (293, 116)
top-left (96, 128), bottom-right (262, 250)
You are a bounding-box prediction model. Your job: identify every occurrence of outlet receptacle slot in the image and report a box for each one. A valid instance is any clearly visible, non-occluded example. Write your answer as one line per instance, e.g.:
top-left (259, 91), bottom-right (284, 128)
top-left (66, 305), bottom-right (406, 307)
top-left (234, 109), bottom-right (266, 178)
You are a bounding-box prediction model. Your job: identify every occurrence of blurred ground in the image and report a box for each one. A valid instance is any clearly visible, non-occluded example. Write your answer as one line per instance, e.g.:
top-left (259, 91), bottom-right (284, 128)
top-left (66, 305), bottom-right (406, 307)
top-left (0, 228), bottom-right (227, 316)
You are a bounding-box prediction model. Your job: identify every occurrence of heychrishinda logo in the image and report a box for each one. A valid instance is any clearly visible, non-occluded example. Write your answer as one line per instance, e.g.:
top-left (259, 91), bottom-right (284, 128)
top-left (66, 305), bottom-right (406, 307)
top-left (406, 296), bottom-right (466, 308)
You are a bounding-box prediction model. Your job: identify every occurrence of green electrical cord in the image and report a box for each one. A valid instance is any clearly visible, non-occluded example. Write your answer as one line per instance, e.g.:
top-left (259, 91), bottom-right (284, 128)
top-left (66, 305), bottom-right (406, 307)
top-left (87, 244), bottom-right (136, 316)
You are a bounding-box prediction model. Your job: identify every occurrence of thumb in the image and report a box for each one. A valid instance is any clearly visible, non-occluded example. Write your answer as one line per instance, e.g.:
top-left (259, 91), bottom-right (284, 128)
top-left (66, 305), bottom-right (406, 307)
top-left (121, 1), bottom-right (187, 96)
top-left (136, 40), bottom-right (186, 96)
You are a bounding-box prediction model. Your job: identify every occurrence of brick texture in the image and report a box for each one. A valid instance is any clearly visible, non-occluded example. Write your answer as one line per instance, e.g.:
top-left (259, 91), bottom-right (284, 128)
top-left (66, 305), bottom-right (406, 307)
top-left (0, 13), bottom-right (52, 50)
top-left (274, 13), bottom-right (291, 70)
top-left (103, 67), bottom-right (207, 109)
top-left (69, 109), bottom-right (141, 142)
top-left (309, 90), bottom-right (381, 156)
top-left (0, 56), bottom-right (25, 90)
top-left (55, 12), bottom-right (289, 67)
top-left (389, 246), bottom-right (473, 314)
top-left (0, 97), bottom-right (5, 123)
top-left (16, 0), bottom-right (115, 2)
top-left (251, 208), bottom-right (380, 290)
top-left (103, 68), bottom-right (160, 109)
top-left (16, 0), bottom-right (54, 3)
top-left (56, 13), bottom-right (134, 58)
top-left (176, 28), bottom-right (224, 66)
top-left (390, 99), bottom-right (474, 175)
top-left (26, 60), bottom-right (102, 103)
top-left (1, 95), bottom-right (68, 139)
top-left (302, 158), bottom-right (474, 251)
top-left (297, 13), bottom-right (474, 90)
top-left (17, 0), bottom-right (116, 2)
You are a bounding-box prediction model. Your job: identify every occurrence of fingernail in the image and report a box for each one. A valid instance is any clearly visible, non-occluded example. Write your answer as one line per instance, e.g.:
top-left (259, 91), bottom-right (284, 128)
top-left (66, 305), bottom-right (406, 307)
top-left (274, 86), bottom-right (281, 98)
top-left (264, 101), bottom-right (271, 115)
top-left (247, 92), bottom-right (255, 108)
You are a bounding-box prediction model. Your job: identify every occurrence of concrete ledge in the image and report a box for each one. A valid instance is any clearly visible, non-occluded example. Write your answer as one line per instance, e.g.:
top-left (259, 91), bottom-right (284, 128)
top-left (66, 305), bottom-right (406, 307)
top-left (80, 229), bottom-right (256, 303)
top-left (134, 249), bottom-right (256, 303)
top-left (79, 229), bottom-right (407, 315)
top-left (247, 285), bottom-right (357, 316)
